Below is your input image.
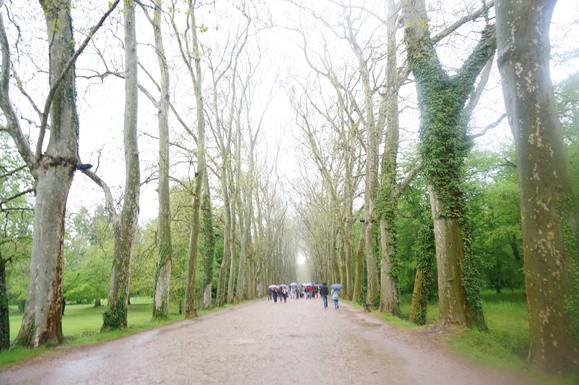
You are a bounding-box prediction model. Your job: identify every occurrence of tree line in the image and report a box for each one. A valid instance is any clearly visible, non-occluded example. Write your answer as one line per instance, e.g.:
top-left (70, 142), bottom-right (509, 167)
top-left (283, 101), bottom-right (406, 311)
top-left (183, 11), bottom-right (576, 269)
top-left (0, 0), bottom-right (576, 374)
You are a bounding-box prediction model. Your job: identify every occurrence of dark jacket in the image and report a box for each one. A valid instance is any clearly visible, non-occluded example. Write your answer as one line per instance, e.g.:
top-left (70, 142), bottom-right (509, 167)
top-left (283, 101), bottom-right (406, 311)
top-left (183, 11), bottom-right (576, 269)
top-left (320, 284), bottom-right (329, 296)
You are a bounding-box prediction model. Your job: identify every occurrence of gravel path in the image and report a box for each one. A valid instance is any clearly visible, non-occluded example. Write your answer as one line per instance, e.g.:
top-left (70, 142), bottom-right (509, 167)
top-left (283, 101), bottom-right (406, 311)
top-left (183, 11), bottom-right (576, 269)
top-left (0, 297), bottom-right (535, 385)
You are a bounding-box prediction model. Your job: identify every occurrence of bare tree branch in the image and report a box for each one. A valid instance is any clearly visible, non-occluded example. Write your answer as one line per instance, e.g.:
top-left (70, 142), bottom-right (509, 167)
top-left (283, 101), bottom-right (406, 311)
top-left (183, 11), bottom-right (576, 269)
top-left (36, 0), bottom-right (121, 160)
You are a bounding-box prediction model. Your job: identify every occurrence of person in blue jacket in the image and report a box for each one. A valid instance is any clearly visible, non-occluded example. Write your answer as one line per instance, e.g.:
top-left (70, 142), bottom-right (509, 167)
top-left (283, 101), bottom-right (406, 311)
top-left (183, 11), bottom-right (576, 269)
top-left (331, 287), bottom-right (340, 309)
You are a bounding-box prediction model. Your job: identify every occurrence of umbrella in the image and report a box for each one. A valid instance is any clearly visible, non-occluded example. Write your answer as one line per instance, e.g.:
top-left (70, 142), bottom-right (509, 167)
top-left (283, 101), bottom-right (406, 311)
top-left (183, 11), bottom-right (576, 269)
top-left (268, 284), bottom-right (278, 289)
top-left (280, 284), bottom-right (288, 289)
top-left (330, 283), bottom-right (343, 291)
top-left (289, 282), bottom-right (298, 287)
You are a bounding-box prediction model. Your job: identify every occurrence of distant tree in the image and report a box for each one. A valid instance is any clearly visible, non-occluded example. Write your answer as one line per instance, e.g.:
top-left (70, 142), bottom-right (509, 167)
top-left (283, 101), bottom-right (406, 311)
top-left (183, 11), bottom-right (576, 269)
top-left (64, 207), bottom-right (113, 307)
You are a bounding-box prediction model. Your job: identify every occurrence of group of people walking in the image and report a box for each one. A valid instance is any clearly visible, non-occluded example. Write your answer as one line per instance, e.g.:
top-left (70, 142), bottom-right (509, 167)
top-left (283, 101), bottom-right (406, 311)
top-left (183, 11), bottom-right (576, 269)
top-left (267, 282), bottom-right (340, 309)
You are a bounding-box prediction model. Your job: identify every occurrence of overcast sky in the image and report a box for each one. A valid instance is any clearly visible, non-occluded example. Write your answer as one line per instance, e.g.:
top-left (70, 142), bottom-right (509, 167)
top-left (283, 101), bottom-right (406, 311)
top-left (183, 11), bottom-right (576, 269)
top-left (48, 0), bottom-right (579, 223)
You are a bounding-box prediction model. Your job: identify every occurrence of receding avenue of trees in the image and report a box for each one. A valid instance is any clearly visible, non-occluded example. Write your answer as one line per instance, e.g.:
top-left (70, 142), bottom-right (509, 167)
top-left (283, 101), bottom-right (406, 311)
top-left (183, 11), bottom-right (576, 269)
top-left (0, 0), bottom-right (576, 373)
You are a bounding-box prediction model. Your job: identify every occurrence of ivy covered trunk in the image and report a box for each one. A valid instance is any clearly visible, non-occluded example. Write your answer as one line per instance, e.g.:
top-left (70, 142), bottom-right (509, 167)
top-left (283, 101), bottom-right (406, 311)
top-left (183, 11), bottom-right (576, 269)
top-left (152, 0), bottom-right (172, 319)
top-left (378, 0), bottom-right (401, 316)
top-left (402, 0), bottom-right (494, 330)
top-left (14, 0), bottom-right (79, 347)
top-left (201, 181), bottom-right (215, 309)
top-left (351, 231), bottom-right (365, 304)
top-left (102, 0), bottom-right (140, 331)
top-left (428, 186), bottom-right (468, 324)
top-left (410, 216), bottom-right (435, 325)
top-left (496, 0), bottom-right (578, 372)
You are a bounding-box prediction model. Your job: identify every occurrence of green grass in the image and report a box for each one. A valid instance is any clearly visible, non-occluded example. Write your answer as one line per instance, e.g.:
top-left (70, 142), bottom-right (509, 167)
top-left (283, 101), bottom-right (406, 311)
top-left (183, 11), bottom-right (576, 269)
top-left (383, 290), bottom-right (576, 385)
top-left (1, 297), bottom-right (253, 370)
top-left (394, 290), bottom-right (531, 367)
top-left (1, 298), bottom-right (183, 369)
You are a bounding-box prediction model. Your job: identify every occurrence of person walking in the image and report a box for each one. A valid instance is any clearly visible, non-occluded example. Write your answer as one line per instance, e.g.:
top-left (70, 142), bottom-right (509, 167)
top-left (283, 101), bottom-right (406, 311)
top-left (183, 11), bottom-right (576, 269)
top-left (320, 283), bottom-right (329, 308)
top-left (331, 287), bottom-right (340, 309)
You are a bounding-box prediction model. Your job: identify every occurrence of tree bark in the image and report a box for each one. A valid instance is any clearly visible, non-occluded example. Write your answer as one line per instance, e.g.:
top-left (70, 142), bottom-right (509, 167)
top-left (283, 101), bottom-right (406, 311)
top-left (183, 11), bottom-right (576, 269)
top-left (409, 269), bottom-right (426, 325)
top-left (184, 1), bottom-right (206, 319)
top-left (11, 0), bottom-right (80, 346)
top-left (150, 0), bottom-right (173, 319)
top-left (0, 256), bottom-right (9, 350)
top-left (402, 0), bottom-right (494, 330)
top-left (201, 174), bottom-right (215, 309)
top-left (102, 0), bottom-right (140, 331)
top-left (496, 0), bottom-right (578, 372)
top-left (352, 227), bottom-right (365, 304)
top-left (378, 0), bottom-right (401, 316)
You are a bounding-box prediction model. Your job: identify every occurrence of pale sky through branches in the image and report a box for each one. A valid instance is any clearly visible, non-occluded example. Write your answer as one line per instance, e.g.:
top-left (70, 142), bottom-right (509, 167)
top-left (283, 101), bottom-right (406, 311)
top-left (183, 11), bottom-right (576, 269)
top-left (4, 0), bottom-right (575, 223)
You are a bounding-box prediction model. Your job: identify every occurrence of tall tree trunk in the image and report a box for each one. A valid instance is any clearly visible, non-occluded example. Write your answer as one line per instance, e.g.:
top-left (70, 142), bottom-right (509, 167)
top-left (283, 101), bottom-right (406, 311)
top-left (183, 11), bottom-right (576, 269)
top-left (102, 0), bottom-right (140, 331)
top-left (410, 214), bottom-right (435, 325)
top-left (227, 197), bottom-right (237, 303)
top-left (0, 256), bottom-right (9, 350)
top-left (151, 0), bottom-right (172, 319)
top-left (402, 0), bottom-right (494, 330)
top-left (428, 186), bottom-right (468, 324)
top-left (235, 128), bottom-right (247, 300)
top-left (378, 0), bottom-right (400, 316)
top-left (496, 0), bottom-right (578, 372)
top-left (184, 2), bottom-right (206, 319)
top-left (13, 0), bottom-right (79, 346)
top-left (409, 269), bottom-right (426, 324)
top-left (217, 165), bottom-right (232, 307)
top-left (201, 174), bottom-right (215, 309)
top-left (352, 228), bottom-right (365, 304)
top-left (1, 1), bottom-right (116, 347)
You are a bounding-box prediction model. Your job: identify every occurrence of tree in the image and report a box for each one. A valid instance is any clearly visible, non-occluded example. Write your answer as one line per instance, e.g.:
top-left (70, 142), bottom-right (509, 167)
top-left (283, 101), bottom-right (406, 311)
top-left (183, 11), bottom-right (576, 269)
top-left (0, 0), bottom-right (119, 347)
top-left (142, 0), bottom-right (173, 319)
top-left (402, 0), bottom-right (495, 330)
top-left (0, 132), bottom-right (34, 349)
top-left (64, 207), bottom-right (113, 307)
top-left (495, 0), bottom-right (578, 371)
top-left (85, 0), bottom-right (140, 330)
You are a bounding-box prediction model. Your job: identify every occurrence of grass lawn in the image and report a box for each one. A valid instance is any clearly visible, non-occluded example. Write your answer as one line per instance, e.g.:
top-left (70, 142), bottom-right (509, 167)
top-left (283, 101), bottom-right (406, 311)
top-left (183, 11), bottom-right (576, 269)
top-left (389, 290), bottom-right (576, 384)
top-left (1, 298), bottom-right (180, 369)
top-left (395, 290), bottom-right (530, 366)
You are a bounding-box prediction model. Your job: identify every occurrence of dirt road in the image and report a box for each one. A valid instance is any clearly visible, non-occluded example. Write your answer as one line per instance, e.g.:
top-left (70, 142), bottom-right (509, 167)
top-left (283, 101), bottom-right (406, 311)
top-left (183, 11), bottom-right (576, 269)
top-left (0, 297), bottom-right (534, 385)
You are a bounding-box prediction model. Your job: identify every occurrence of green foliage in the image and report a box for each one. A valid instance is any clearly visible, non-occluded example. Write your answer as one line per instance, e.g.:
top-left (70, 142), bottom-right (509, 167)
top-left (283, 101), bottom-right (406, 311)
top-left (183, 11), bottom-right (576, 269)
top-left (464, 151), bottom-right (524, 293)
top-left (555, 71), bottom-right (579, 145)
top-left (63, 207), bottom-right (112, 305)
top-left (0, 132), bottom-right (34, 322)
top-left (555, 73), bottom-right (579, 340)
top-left (130, 226), bottom-right (156, 298)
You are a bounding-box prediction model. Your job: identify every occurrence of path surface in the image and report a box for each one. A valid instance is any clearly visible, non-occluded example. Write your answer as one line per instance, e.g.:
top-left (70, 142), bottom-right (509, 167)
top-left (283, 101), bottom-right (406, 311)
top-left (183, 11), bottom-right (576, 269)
top-left (1, 298), bottom-right (534, 385)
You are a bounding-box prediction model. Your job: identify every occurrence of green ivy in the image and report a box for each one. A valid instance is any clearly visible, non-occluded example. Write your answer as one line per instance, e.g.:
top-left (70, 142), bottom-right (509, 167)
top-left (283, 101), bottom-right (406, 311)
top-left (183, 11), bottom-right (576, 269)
top-left (101, 294), bottom-right (127, 331)
top-left (406, 23), bottom-right (495, 331)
